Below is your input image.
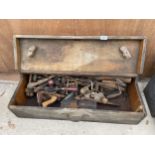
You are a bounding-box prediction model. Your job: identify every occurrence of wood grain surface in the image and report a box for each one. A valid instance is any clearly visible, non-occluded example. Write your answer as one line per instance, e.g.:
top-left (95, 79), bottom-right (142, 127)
top-left (18, 37), bottom-right (142, 76)
top-left (0, 19), bottom-right (155, 76)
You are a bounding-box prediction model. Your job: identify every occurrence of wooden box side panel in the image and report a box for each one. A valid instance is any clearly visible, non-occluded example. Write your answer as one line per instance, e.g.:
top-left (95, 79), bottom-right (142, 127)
top-left (127, 79), bottom-right (145, 113)
top-left (9, 105), bottom-right (145, 124)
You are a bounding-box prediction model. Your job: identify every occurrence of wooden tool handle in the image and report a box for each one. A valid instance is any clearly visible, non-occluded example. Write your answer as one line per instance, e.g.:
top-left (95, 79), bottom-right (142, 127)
top-left (42, 95), bottom-right (57, 107)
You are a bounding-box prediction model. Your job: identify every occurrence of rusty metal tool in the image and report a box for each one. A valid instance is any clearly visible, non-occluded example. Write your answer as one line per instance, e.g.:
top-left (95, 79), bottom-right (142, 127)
top-left (80, 85), bottom-right (90, 95)
top-left (25, 74), bottom-right (34, 97)
top-left (97, 80), bottom-right (118, 90)
top-left (32, 74), bottom-right (37, 82)
top-left (83, 92), bottom-right (109, 104)
top-left (44, 86), bottom-right (78, 92)
top-left (106, 85), bottom-right (123, 99)
top-left (116, 78), bottom-right (127, 88)
top-left (27, 75), bottom-right (54, 89)
top-left (107, 90), bottom-right (122, 99)
top-left (76, 92), bottom-right (119, 106)
top-left (36, 91), bottom-right (51, 106)
top-left (34, 83), bottom-right (48, 92)
top-left (61, 87), bottom-right (78, 92)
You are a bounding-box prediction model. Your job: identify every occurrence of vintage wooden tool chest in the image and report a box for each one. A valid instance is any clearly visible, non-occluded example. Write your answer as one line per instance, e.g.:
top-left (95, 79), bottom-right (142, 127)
top-left (9, 35), bottom-right (147, 124)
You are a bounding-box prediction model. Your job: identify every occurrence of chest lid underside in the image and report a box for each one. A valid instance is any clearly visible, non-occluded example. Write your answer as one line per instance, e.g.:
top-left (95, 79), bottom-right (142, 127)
top-left (14, 35), bottom-right (147, 77)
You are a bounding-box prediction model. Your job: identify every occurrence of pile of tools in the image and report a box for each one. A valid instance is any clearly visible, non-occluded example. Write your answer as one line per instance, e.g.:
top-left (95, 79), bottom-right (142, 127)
top-left (25, 74), bottom-right (132, 109)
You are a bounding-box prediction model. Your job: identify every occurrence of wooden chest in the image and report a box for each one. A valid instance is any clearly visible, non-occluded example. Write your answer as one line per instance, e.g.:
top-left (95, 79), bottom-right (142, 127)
top-left (9, 35), bottom-right (147, 124)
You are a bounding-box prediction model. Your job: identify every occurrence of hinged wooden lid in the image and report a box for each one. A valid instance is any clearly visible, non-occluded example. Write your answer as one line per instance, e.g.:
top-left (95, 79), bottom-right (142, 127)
top-left (14, 35), bottom-right (147, 77)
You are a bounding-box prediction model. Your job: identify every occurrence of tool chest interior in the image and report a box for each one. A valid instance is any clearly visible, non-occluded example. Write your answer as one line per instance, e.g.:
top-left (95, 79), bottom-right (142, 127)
top-left (9, 35), bottom-right (147, 124)
top-left (15, 74), bottom-right (133, 111)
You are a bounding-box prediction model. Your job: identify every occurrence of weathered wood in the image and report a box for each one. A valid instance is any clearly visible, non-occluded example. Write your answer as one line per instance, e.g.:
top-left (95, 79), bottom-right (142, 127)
top-left (9, 105), bottom-right (145, 124)
top-left (14, 35), bottom-right (146, 77)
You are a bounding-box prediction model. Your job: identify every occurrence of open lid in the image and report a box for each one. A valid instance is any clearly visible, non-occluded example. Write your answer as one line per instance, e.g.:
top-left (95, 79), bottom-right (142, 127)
top-left (14, 35), bottom-right (147, 77)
